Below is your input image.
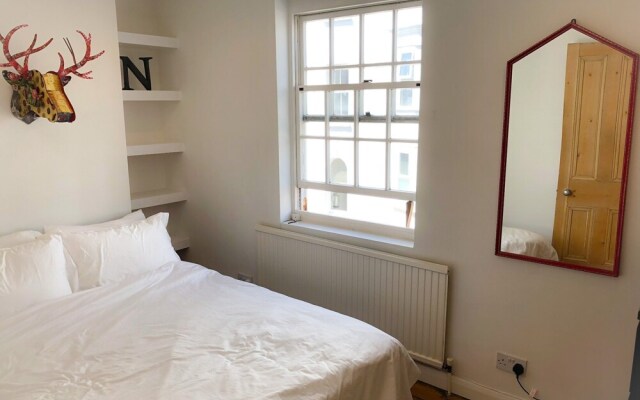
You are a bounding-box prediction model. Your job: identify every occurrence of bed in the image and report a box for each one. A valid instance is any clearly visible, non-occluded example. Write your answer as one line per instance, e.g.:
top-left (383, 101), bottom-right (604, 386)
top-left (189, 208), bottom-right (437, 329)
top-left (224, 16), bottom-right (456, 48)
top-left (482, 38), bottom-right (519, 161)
top-left (0, 212), bottom-right (419, 400)
top-left (501, 226), bottom-right (559, 261)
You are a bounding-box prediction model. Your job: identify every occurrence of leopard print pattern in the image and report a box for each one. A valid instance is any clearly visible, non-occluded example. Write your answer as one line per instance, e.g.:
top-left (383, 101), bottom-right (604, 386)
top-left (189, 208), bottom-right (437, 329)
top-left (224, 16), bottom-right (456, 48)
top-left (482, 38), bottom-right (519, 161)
top-left (2, 70), bottom-right (73, 124)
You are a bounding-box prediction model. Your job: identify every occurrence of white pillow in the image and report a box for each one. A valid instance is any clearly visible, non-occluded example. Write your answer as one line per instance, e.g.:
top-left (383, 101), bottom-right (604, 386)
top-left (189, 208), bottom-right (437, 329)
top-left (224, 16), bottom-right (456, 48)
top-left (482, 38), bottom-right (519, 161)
top-left (44, 210), bottom-right (148, 292)
top-left (60, 213), bottom-right (179, 290)
top-left (0, 231), bottom-right (74, 304)
top-left (44, 210), bottom-right (147, 234)
top-left (0, 235), bottom-right (71, 318)
top-left (0, 230), bottom-right (42, 248)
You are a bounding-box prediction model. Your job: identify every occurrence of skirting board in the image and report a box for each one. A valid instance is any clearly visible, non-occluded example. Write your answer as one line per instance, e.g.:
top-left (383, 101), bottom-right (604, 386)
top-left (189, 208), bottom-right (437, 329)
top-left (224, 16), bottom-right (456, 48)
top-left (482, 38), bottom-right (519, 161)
top-left (417, 363), bottom-right (526, 400)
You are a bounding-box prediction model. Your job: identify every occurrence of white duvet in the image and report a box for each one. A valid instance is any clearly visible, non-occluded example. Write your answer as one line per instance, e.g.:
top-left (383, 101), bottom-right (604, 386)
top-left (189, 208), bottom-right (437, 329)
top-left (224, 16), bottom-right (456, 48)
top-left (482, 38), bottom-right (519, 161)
top-left (501, 227), bottom-right (559, 261)
top-left (0, 262), bottom-right (419, 400)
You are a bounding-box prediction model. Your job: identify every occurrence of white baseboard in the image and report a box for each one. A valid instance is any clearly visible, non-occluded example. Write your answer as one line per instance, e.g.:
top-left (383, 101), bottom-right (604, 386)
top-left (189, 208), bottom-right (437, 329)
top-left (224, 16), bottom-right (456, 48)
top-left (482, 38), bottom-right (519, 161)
top-left (417, 364), bottom-right (526, 400)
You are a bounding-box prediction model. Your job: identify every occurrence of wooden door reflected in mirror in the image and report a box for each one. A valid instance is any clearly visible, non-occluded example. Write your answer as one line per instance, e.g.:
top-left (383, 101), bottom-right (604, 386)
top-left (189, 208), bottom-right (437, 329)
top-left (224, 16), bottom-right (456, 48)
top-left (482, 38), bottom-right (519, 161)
top-left (496, 21), bottom-right (639, 276)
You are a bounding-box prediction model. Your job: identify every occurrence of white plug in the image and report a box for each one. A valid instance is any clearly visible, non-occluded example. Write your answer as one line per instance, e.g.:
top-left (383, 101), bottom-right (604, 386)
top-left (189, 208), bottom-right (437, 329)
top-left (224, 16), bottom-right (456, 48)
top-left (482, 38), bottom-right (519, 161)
top-left (291, 213), bottom-right (301, 222)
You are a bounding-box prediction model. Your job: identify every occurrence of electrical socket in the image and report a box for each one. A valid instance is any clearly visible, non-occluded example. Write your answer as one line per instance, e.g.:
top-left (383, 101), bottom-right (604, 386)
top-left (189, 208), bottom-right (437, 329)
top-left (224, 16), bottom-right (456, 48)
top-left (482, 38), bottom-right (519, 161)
top-left (496, 352), bottom-right (527, 374)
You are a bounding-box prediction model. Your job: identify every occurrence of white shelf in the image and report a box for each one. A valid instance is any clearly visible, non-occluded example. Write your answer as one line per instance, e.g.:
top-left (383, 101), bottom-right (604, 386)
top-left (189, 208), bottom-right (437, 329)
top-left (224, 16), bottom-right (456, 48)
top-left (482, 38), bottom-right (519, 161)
top-left (131, 189), bottom-right (188, 209)
top-left (127, 143), bottom-right (185, 157)
top-left (123, 91), bottom-right (182, 102)
top-left (118, 32), bottom-right (179, 49)
top-left (171, 234), bottom-right (191, 251)
top-left (120, 30), bottom-right (189, 248)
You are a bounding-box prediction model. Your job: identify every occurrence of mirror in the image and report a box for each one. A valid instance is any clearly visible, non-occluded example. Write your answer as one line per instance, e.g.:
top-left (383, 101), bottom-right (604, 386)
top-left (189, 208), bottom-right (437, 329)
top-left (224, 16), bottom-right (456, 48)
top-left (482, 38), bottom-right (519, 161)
top-left (496, 22), bottom-right (638, 276)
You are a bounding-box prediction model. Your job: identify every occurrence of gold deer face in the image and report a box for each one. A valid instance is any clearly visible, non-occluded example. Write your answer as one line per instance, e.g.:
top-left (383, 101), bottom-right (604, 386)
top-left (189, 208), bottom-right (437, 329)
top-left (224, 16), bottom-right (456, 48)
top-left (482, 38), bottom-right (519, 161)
top-left (1, 25), bottom-right (104, 124)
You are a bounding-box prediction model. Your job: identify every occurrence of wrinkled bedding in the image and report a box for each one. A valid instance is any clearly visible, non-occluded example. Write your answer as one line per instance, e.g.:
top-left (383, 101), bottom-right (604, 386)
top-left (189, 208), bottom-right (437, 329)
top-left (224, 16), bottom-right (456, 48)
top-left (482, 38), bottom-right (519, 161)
top-left (0, 261), bottom-right (419, 400)
top-left (501, 226), bottom-right (559, 261)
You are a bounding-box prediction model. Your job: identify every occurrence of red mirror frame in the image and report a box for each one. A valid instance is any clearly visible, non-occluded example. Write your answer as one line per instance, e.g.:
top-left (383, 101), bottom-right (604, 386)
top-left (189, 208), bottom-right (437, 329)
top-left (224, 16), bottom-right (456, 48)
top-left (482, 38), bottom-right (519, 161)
top-left (495, 21), bottom-right (639, 276)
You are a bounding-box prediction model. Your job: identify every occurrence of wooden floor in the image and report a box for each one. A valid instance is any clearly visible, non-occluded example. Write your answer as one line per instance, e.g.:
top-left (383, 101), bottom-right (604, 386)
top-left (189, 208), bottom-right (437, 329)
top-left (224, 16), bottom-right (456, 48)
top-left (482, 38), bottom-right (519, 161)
top-left (411, 381), bottom-right (467, 400)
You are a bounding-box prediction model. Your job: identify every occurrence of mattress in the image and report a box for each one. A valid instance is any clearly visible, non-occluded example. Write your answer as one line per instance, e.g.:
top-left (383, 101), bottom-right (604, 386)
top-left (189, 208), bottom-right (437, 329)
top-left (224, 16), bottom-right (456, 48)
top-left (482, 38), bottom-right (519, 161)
top-left (0, 261), bottom-right (419, 400)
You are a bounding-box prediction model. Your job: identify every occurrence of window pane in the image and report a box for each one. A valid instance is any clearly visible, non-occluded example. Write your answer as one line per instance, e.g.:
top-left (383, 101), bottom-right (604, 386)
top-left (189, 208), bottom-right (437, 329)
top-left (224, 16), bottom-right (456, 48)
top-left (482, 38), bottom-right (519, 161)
top-left (332, 68), bottom-right (359, 84)
top-left (394, 88), bottom-right (420, 116)
top-left (301, 121), bottom-right (325, 137)
top-left (391, 123), bottom-right (418, 140)
top-left (330, 90), bottom-right (354, 116)
top-left (399, 153), bottom-right (409, 175)
top-left (306, 69), bottom-right (329, 85)
top-left (303, 91), bottom-right (325, 116)
top-left (333, 15), bottom-right (359, 66)
top-left (390, 142), bottom-right (418, 191)
top-left (304, 188), bottom-right (332, 214)
top-left (358, 142), bottom-right (386, 189)
top-left (305, 19), bottom-right (330, 67)
top-left (359, 122), bottom-right (386, 139)
top-left (395, 63), bottom-right (421, 82)
top-left (329, 140), bottom-right (354, 185)
top-left (301, 138), bottom-right (326, 182)
top-left (396, 7), bottom-right (422, 62)
top-left (303, 188), bottom-right (413, 228)
top-left (363, 11), bottom-right (392, 64)
top-left (297, 5), bottom-right (422, 231)
top-left (361, 89), bottom-right (387, 117)
top-left (329, 122), bottom-right (354, 138)
top-left (363, 66), bottom-right (392, 83)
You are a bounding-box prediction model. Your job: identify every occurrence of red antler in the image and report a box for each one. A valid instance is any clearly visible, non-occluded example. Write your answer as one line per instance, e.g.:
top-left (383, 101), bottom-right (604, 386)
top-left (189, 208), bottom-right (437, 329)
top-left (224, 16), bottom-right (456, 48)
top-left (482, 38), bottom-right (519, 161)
top-left (0, 25), bottom-right (53, 77)
top-left (57, 31), bottom-right (104, 80)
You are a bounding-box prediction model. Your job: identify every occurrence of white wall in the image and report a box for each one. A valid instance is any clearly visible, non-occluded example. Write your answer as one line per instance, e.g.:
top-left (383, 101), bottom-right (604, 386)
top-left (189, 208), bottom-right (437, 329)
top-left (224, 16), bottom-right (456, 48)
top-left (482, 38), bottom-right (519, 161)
top-left (503, 30), bottom-right (593, 240)
top-left (0, 0), bottom-right (130, 233)
top-left (417, 1), bottom-right (640, 398)
top-left (158, 0), bottom-right (284, 277)
top-left (152, 0), bottom-right (640, 398)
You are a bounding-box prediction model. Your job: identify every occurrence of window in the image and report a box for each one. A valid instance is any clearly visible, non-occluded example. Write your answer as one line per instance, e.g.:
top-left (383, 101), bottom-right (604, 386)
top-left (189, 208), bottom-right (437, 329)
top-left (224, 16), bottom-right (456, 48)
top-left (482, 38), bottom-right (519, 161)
top-left (398, 152), bottom-right (411, 190)
top-left (399, 89), bottom-right (413, 106)
top-left (296, 2), bottom-right (422, 231)
top-left (398, 52), bottom-right (413, 78)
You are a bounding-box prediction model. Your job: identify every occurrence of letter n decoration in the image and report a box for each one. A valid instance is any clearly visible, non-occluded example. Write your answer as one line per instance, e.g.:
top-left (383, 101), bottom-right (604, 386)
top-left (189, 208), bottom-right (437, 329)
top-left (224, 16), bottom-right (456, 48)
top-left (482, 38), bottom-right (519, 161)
top-left (120, 56), bottom-right (152, 90)
top-left (0, 25), bottom-right (105, 124)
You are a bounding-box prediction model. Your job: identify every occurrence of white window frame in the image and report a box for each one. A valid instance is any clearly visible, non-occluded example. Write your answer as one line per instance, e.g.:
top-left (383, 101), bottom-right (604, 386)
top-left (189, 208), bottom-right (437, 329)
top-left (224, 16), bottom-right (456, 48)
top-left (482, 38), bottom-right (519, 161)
top-left (292, 1), bottom-right (422, 241)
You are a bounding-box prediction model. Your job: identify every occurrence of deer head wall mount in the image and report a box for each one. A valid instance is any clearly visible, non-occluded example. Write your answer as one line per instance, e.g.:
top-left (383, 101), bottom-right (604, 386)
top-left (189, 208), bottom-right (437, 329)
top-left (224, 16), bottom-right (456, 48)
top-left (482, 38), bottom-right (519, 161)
top-left (1, 25), bottom-right (104, 124)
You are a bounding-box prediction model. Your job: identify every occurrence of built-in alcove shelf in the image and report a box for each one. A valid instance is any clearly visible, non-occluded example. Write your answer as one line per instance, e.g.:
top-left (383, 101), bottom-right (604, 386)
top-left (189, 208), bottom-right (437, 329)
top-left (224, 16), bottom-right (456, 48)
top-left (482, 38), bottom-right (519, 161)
top-left (119, 28), bottom-right (189, 252)
top-left (131, 189), bottom-right (188, 209)
top-left (119, 32), bottom-right (180, 102)
top-left (118, 32), bottom-right (179, 49)
top-left (122, 91), bottom-right (182, 102)
top-left (127, 142), bottom-right (185, 157)
top-left (171, 234), bottom-right (191, 251)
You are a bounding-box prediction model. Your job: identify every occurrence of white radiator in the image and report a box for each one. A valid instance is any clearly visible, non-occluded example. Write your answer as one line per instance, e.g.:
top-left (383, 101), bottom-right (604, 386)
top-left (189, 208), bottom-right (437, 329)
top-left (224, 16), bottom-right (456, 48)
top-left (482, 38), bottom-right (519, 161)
top-left (256, 225), bottom-right (449, 369)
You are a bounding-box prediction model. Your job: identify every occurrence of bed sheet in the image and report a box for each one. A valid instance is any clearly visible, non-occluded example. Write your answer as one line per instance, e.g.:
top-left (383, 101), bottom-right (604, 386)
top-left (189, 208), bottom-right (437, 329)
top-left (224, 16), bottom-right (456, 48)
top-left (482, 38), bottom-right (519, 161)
top-left (0, 261), bottom-right (419, 400)
top-left (501, 226), bottom-right (559, 261)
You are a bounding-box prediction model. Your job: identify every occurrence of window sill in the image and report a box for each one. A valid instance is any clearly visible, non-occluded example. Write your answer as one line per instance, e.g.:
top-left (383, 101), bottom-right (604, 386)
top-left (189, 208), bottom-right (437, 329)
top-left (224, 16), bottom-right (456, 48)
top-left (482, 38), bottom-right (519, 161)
top-left (280, 221), bottom-right (415, 249)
